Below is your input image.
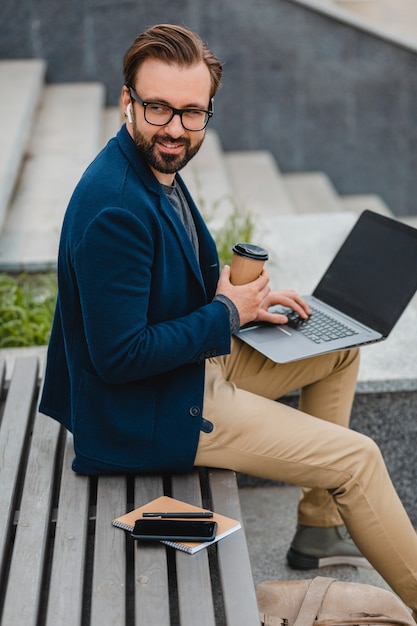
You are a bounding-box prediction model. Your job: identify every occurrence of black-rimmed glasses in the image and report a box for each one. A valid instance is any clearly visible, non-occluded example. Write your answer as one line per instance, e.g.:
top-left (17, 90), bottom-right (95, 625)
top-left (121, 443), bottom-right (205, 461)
top-left (127, 85), bottom-right (213, 131)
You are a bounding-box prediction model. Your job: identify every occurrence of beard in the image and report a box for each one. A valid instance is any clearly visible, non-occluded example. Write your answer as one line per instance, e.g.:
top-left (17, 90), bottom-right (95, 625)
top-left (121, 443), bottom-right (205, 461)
top-left (132, 126), bottom-right (204, 175)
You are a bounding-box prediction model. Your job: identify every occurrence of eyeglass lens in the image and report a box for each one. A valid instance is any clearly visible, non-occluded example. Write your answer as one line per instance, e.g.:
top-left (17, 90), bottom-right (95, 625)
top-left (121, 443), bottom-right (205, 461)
top-left (144, 103), bottom-right (209, 131)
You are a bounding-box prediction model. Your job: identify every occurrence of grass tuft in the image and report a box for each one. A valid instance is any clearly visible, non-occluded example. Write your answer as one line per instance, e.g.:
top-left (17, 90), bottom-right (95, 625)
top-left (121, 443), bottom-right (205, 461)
top-left (0, 273), bottom-right (57, 347)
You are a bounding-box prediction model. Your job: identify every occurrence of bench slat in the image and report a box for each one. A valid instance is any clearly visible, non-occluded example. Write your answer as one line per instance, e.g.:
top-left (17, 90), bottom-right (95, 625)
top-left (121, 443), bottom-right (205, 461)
top-left (208, 469), bottom-right (260, 626)
top-left (134, 475), bottom-right (170, 625)
top-left (90, 476), bottom-right (127, 626)
top-left (46, 431), bottom-right (90, 626)
top-left (0, 357), bottom-right (5, 393)
top-left (0, 356), bottom-right (39, 575)
top-left (172, 472), bottom-right (216, 626)
top-left (2, 408), bottom-right (61, 625)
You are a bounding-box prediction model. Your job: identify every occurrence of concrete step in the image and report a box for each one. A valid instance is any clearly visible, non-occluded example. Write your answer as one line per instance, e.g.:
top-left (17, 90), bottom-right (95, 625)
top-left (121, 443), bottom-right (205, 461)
top-left (0, 82), bottom-right (105, 271)
top-left (401, 215), bottom-right (417, 229)
top-left (283, 171), bottom-right (343, 213)
top-left (101, 106), bottom-right (122, 147)
top-left (340, 193), bottom-right (394, 217)
top-left (182, 129), bottom-right (237, 224)
top-left (224, 150), bottom-right (296, 217)
top-left (0, 59), bottom-right (46, 234)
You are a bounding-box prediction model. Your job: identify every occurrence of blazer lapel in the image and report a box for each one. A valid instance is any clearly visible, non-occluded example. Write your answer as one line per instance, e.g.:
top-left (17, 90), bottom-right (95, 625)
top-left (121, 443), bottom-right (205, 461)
top-left (156, 187), bottom-right (209, 290)
top-left (118, 126), bottom-right (219, 297)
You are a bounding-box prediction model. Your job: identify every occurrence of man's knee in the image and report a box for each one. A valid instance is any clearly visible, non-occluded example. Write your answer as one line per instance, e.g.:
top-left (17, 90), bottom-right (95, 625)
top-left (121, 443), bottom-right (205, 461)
top-left (349, 429), bottom-right (385, 473)
top-left (337, 346), bottom-right (360, 370)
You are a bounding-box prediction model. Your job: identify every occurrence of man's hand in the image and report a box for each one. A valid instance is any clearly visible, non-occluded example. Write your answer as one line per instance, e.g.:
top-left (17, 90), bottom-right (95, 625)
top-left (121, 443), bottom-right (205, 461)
top-left (215, 266), bottom-right (271, 327)
top-left (255, 289), bottom-right (311, 325)
top-left (215, 266), bottom-right (311, 328)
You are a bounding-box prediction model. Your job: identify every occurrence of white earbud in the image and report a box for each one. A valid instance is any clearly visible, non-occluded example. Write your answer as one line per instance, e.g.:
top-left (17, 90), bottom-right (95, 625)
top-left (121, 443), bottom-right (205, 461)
top-left (126, 103), bottom-right (133, 124)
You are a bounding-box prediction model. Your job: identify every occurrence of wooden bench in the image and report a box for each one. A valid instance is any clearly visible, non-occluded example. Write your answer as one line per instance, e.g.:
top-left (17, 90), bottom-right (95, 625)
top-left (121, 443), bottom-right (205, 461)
top-left (0, 355), bottom-right (260, 626)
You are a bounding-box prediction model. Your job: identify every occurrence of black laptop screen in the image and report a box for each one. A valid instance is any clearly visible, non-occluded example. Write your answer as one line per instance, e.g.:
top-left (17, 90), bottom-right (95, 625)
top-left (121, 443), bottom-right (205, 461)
top-left (312, 210), bottom-right (417, 337)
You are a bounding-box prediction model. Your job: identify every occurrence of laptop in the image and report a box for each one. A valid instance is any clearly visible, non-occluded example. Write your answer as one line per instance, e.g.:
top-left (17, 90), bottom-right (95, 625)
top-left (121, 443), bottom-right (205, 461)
top-left (235, 210), bottom-right (417, 363)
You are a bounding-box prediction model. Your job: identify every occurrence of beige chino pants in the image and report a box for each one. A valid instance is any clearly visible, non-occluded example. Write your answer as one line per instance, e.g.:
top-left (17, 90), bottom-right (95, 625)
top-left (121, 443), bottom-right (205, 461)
top-left (195, 337), bottom-right (417, 612)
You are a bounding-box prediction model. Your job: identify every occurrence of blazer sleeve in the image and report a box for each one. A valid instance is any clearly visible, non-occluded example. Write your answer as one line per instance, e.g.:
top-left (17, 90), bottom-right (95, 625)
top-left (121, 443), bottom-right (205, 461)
top-left (73, 206), bottom-right (231, 384)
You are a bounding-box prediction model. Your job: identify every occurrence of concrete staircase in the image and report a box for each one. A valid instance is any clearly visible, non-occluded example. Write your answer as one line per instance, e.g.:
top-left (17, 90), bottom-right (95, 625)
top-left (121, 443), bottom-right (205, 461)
top-left (0, 59), bottom-right (121, 272)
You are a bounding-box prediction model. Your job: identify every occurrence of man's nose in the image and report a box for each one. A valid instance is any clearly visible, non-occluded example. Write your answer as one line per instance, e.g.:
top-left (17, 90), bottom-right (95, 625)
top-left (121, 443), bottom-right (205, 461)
top-left (164, 112), bottom-right (185, 137)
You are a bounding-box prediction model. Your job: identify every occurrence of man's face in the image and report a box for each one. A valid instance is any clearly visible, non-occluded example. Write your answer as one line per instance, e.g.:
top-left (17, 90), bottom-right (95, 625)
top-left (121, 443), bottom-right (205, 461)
top-left (122, 58), bottom-right (212, 185)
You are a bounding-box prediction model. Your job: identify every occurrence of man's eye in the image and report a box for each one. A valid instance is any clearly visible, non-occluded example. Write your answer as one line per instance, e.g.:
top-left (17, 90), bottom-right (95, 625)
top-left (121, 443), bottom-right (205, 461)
top-left (148, 104), bottom-right (170, 115)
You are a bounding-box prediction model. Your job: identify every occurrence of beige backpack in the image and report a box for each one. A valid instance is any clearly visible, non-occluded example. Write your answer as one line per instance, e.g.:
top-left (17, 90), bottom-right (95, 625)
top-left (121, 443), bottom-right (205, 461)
top-left (257, 577), bottom-right (415, 626)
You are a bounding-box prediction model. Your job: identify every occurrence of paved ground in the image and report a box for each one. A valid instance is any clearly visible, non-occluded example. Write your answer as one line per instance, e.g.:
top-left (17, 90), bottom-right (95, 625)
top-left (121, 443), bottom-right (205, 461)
top-left (237, 482), bottom-right (414, 618)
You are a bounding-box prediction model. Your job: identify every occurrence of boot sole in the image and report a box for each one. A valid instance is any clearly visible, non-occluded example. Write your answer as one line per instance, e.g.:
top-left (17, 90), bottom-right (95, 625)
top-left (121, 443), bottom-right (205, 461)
top-left (286, 548), bottom-right (373, 570)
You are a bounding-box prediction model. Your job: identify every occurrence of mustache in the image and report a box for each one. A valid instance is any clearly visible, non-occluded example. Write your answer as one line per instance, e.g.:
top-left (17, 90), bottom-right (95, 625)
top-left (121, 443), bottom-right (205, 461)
top-left (153, 134), bottom-right (190, 148)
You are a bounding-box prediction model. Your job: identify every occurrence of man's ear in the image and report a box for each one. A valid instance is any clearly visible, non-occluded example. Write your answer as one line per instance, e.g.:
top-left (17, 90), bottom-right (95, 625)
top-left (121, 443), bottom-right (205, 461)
top-left (121, 86), bottom-right (133, 123)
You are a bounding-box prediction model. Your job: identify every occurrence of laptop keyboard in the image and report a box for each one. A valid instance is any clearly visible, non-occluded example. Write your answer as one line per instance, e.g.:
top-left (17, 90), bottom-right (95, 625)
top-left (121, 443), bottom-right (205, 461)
top-left (286, 306), bottom-right (359, 344)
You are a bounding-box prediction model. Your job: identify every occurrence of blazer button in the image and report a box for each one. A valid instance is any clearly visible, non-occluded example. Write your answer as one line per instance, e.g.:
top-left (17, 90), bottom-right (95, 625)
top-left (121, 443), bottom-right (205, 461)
top-left (201, 418), bottom-right (214, 433)
top-left (189, 406), bottom-right (200, 417)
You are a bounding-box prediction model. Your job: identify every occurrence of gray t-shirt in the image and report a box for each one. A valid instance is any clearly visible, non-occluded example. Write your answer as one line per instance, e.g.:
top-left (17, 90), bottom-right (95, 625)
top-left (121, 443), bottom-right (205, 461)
top-left (163, 181), bottom-right (199, 257)
top-left (163, 180), bottom-right (240, 333)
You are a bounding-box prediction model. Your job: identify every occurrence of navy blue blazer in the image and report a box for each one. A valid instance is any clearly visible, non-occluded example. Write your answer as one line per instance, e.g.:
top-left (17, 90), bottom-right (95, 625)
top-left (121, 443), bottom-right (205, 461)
top-left (39, 125), bottom-right (231, 475)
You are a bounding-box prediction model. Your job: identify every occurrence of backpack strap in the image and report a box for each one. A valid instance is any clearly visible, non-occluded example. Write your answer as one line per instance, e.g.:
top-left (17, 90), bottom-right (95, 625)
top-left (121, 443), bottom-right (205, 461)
top-left (259, 614), bottom-right (286, 626)
top-left (293, 577), bottom-right (337, 626)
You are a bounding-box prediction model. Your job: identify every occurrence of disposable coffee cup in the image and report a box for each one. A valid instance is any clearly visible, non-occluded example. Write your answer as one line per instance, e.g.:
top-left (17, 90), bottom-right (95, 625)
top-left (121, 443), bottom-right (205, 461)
top-left (230, 242), bottom-right (269, 285)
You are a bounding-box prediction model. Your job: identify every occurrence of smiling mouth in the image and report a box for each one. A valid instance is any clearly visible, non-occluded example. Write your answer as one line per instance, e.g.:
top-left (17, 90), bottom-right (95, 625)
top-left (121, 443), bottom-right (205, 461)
top-left (158, 140), bottom-right (185, 152)
top-left (155, 133), bottom-right (189, 149)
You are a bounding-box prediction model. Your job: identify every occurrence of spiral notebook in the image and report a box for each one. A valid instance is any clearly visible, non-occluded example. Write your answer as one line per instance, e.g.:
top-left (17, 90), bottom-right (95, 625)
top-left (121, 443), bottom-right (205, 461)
top-left (113, 495), bottom-right (241, 554)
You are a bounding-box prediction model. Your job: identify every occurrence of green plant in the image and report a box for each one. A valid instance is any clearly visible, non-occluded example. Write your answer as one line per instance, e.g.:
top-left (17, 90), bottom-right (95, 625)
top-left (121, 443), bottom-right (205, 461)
top-left (209, 201), bottom-right (254, 267)
top-left (189, 168), bottom-right (255, 266)
top-left (0, 273), bottom-right (57, 347)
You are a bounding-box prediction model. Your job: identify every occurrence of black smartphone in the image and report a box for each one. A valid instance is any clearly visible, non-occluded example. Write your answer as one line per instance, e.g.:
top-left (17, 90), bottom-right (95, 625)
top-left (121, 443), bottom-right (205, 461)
top-left (131, 519), bottom-right (218, 542)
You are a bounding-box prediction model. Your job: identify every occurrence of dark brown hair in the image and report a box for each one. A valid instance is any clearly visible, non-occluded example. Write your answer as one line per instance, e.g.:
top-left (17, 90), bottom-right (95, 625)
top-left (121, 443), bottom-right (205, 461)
top-left (123, 24), bottom-right (222, 98)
